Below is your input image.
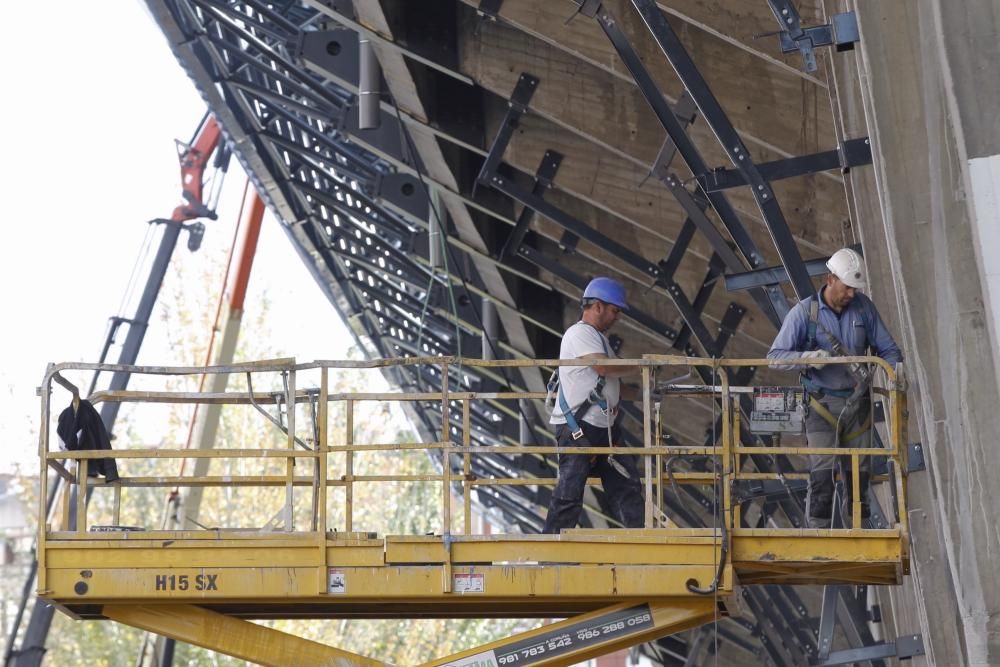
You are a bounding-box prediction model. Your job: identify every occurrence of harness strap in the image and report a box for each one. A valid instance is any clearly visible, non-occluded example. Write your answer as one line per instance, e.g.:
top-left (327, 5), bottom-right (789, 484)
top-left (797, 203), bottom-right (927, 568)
top-left (558, 385), bottom-right (607, 440)
top-left (808, 396), bottom-right (873, 441)
top-left (556, 324), bottom-right (613, 438)
top-left (806, 298), bottom-right (819, 351)
top-left (802, 294), bottom-right (872, 393)
top-left (801, 377), bottom-right (852, 399)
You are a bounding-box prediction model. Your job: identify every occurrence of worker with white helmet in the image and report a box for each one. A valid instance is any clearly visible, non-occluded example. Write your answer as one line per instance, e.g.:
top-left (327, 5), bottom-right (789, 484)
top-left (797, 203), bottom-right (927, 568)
top-left (543, 276), bottom-right (644, 533)
top-left (768, 248), bottom-right (902, 529)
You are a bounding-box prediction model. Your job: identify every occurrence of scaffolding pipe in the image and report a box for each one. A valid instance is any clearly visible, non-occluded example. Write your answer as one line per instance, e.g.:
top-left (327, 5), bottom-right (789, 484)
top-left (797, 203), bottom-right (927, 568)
top-left (428, 189), bottom-right (443, 271)
top-left (482, 298), bottom-right (498, 361)
top-left (358, 38), bottom-right (380, 130)
top-left (519, 398), bottom-right (534, 445)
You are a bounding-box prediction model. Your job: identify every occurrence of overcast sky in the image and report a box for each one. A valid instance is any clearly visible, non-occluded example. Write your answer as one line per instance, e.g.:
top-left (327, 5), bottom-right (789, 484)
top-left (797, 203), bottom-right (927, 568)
top-left (0, 2), bottom-right (359, 472)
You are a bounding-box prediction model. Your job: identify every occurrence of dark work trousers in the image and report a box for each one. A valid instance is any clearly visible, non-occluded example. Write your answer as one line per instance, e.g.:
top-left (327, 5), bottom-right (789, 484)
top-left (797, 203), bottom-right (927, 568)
top-left (543, 421), bottom-right (644, 533)
top-left (805, 393), bottom-right (872, 529)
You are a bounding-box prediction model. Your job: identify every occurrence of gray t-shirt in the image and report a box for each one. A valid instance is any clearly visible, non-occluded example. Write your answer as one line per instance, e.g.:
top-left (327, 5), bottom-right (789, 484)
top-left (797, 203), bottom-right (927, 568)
top-left (549, 321), bottom-right (620, 428)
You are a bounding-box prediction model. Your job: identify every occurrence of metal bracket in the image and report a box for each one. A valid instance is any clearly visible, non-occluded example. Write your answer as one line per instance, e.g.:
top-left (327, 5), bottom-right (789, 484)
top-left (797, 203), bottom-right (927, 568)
top-left (723, 243), bottom-right (863, 292)
top-left (815, 634), bottom-right (925, 666)
top-left (558, 229), bottom-right (579, 254)
top-left (376, 173), bottom-right (429, 221)
top-left (648, 92), bottom-right (698, 183)
top-left (766, 1), bottom-right (859, 72)
top-left (476, 72), bottom-right (539, 187)
top-left (777, 13), bottom-right (860, 57)
top-left (492, 171), bottom-right (661, 278)
top-left (716, 302), bottom-right (746, 351)
top-left (477, 0), bottom-right (503, 20)
top-left (499, 150), bottom-right (561, 260)
top-left (907, 442), bottom-right (925, 473)
top-left (865, 486), bottom-right (890, 529)
top-left (657, 219), bottom-right (695, 281)
top-left (837, 137), bottom-right (872, 172)
top-left (811, 583), bottom-right (924, 666)
top-left (664, 281), bottom-right (720, 357)
top-left (577, 0), bottom-right (602, 18)
top-left (698, 138), bottom-right (873, 192)
top-left (873, 400), bottom-right (885, 424)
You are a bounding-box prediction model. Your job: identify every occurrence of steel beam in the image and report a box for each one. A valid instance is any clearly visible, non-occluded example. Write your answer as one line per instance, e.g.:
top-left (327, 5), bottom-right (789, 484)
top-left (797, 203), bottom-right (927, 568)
top-left (583, 4), bottom-right (790, 325)
top-left (816, 635), bottom-right (924, 666)
top-left (724, 243), bottom-right (864, 291)
top-left (816, 584), bottom-right (839, 661)
top-left (697, 138), bottom-right (872, 192)
top-left (487, 172), bottom-right (662, 281)
top-left (628, 0), bottom-right (814, 302)
top-left (480, 77), bottom-right (753, 359)
top-left (725, 256), bottom-right (835, 292)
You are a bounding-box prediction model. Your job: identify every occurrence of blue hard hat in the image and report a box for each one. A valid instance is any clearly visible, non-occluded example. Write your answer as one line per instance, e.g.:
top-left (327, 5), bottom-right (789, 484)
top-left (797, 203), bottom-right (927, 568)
top-left (582, 277), bottom-right (629, 310)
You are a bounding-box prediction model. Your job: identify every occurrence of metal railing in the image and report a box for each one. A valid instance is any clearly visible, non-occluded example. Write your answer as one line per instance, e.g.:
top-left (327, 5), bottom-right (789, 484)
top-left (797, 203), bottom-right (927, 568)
top-left (36, 355), bottom-right (908, 550)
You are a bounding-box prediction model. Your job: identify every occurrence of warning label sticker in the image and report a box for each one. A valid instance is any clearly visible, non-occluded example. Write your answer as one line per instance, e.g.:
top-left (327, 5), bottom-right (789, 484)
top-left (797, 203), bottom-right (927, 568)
top-left (441, 650), bottom-right (498, 667)
top-left (754, 392), bottom-right (786, 412)
top-left (327, 568), bottom-right (346, 594)
top-left (453, 572), bottom-right (485, 593)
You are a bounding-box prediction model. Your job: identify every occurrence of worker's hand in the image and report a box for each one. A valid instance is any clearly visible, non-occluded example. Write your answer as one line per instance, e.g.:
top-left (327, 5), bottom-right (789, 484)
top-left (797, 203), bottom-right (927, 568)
top-left (800, 349), bottom-right (830, 368)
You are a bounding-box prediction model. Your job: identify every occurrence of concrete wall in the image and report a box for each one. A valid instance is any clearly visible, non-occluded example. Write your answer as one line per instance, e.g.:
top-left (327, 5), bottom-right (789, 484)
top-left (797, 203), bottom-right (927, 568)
top-left (825, 0), bottom-right (1000, 664)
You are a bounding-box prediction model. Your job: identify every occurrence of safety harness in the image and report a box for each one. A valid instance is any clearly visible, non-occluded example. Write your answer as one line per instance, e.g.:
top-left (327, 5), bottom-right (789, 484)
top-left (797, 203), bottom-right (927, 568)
top-left (546, 324), bottom-right (630, 478)
top-left (802, 296), bottom-right (873, 441)
top-left (550, 325), bottom-right (612, 440)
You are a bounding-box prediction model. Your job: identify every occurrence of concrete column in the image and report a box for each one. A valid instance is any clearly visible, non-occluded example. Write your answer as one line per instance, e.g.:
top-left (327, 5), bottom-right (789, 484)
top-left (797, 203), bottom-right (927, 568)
top-left (825, 0), bottom-right (1000, 662)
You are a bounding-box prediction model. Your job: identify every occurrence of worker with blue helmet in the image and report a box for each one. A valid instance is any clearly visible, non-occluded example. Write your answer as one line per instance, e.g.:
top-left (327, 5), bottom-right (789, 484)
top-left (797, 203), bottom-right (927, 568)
top-left (543, 276), bottom-right (644, 533)
top-left (581, 276), bottom-right (629, 310)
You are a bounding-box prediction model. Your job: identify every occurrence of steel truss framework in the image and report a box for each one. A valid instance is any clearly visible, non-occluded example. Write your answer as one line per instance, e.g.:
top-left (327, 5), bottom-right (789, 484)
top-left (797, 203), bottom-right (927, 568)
top-left (125, 0), bottom-right (911, 665)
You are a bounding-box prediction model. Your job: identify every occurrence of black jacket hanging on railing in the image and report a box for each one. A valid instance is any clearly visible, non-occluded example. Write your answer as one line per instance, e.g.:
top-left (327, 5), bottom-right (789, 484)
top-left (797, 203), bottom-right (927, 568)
top-left (56, 399), bottom-right (119, 482)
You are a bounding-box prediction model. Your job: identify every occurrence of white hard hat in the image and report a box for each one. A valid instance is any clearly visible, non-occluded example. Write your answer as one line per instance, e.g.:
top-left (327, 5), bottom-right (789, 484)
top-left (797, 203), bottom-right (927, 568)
top-left (826, 248), bottom-right (866, 289)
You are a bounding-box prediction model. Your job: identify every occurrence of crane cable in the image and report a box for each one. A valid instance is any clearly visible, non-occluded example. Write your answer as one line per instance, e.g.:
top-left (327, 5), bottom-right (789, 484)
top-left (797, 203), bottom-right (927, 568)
top-left (115, 221), bottom-right (157, 320)
top-left (385, 98), bottom-right (463, 396)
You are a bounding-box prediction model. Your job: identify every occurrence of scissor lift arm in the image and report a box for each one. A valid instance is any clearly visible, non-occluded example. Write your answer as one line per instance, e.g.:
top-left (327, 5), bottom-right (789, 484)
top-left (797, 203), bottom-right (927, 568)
top-left (104, 600), bottom-right (720, 667)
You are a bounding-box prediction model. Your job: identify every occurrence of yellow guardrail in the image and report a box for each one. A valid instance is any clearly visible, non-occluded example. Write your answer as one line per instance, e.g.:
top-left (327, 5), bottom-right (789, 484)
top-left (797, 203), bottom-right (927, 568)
top-left (36, 355), bottom-right (908, 570)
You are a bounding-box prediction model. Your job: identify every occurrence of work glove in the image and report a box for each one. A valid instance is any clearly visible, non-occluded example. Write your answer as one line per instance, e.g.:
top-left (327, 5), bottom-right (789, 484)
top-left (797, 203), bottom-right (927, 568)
top-left (800, 349), bottom-right (830, 368)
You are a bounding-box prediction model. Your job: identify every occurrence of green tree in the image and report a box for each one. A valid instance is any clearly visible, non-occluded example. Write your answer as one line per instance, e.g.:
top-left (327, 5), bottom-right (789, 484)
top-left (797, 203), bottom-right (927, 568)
top-left (35, 234), bottom-right (536, 666)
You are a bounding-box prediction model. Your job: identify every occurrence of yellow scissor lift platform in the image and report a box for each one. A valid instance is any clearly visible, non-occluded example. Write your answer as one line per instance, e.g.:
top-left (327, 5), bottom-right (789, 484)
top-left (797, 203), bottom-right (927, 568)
top-left (35, 356), bottom-right (910, 666)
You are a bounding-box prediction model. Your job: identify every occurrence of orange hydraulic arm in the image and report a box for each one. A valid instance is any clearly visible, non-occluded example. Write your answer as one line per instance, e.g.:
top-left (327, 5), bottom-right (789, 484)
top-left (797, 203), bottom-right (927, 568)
top-left (171, 114), bottom-right (224, 222)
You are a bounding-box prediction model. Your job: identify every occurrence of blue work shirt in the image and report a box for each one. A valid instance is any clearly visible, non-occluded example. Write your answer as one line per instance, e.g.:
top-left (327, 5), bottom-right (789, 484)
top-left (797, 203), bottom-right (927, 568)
top-left (767, 287), bottom-right (902, 391)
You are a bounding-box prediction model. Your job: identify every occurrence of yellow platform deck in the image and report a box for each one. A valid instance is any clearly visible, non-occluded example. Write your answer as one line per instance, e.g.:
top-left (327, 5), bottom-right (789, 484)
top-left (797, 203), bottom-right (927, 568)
top-left (42, 527), bottom-right (905, 620)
